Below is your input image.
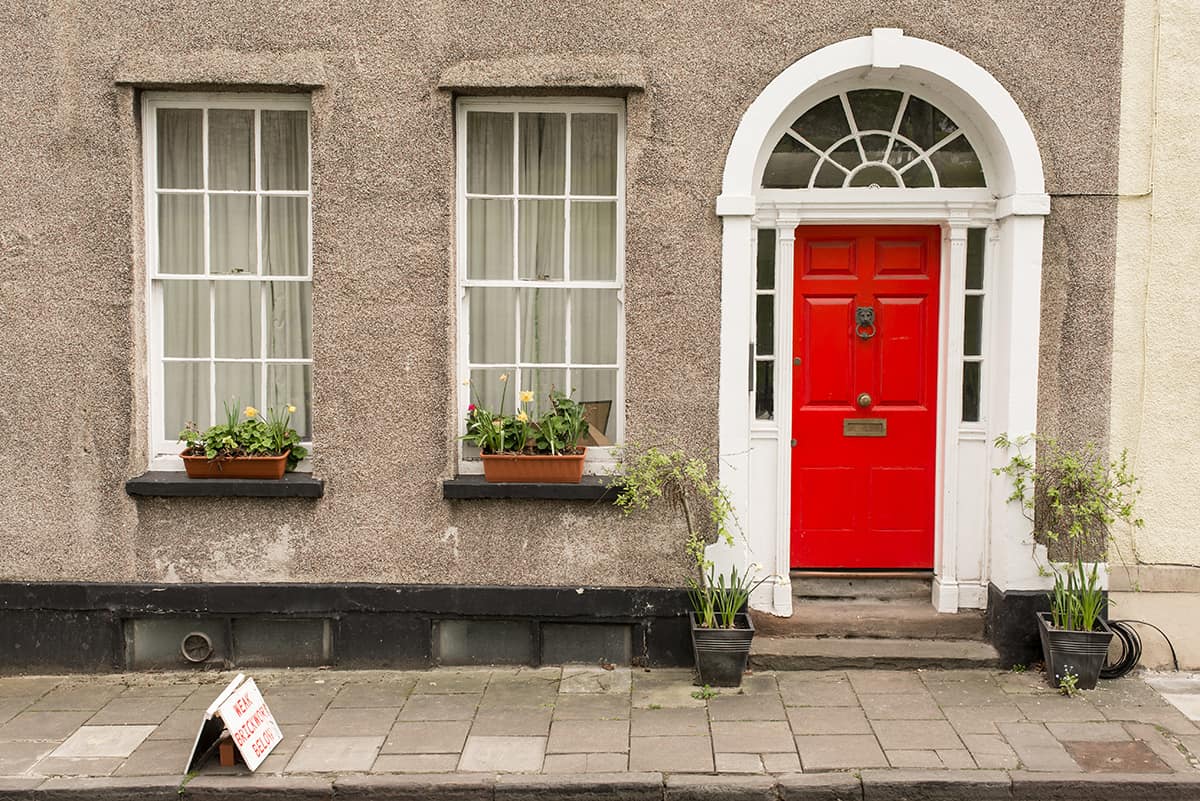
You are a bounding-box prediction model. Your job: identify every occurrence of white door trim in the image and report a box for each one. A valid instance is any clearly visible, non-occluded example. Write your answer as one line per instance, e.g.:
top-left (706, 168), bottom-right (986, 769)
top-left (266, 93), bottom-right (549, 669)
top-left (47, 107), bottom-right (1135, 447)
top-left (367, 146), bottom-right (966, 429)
top-left (711, 30), bottom-right (1051, 616)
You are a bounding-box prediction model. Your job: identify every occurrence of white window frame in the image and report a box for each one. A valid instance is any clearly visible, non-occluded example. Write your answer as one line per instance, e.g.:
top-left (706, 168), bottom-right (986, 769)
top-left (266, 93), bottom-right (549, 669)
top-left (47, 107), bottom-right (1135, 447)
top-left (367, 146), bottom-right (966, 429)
top-left (142, 91), bottom-right (314, 471)
top-left (454, 97), bottom-right (626, 475)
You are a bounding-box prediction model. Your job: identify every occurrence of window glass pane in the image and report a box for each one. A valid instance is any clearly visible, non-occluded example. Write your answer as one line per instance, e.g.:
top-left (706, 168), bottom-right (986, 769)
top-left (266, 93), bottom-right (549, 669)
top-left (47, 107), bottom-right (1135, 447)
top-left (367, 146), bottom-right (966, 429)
top-left (828, 138), bottom-right (860, 171)
top-left (262, 197), bottom-right (308, 276)
top-left (156, 108), bottom-right (202, 189)
top-left (572, 289), bottom-right (618, 364)
top-left (267, 282), bottom-right (312, 359)
top-left (164, 361), bottom-right (209, 438)
top-left (755, 361), bottom-right (774, 421)
top-left (210, 195), bottom-right (256, 275)
top-left (208, 109), bottom-right (254, 191)
top-left (519, 113), bottom-right (565, 195)
top-left (519, 288), bottom-right (566, 363)
top-left (762, 135), bottom-right (818, 189)
top-left (886, 140), bottom-right (920, 172)
top-left (813, 159), bottom-right (844, 188)
top-left (966, 228), bottom-right (986, 290)
top-left (791, 96), bottom-right (849, 151)
top-left (964, 295), bottom-right (983, 357)
top-left (898, 96), bottom-right (958, 150)
top-left (261, 110), bottom-right (308, 191)
top-left (962, 361), bottom-right (981, 422)
top-left (847, 89), bottom-right (903, 133)
top-left (266, 364), bottom-right (312, 440)
top-left (467, 199), bottom-right (514, 280)
top-left (162, 282), bottom-right (210, 358)
top-left (930, 134), bottom-right (986, 188)
top-left (214, 281), bottom-right (261, 359)
top-left (756, 295), bottom-right (774, 356)
top-left (158, 194), bottom-right (203, 274)
top-left (467, 111), bottom-right (513, 195)
top-left (573, 368), bottom-right (617, 440)
top-left (901, 160), bottom-right (935, 188)
top-left (468, 287), bottom-right (515, 363)
top-left (523, 368), bottom-right (568, 417)
top-left (849, 165), bottom-right (899, 188)
top-left (570, 201), bottom-right (616, 281)
top-left (518, 199), bottom-right (564, 280)
top-left (756, 228), bottom-right (775, 290)
top-left (860, 134), bottom-right (890, 163)
top-left (570, 114), bottom-right (617, 196)
top-left (215, 362), bottom-right (262, 418)
top-left (469, 367), bottom-right (516, 415)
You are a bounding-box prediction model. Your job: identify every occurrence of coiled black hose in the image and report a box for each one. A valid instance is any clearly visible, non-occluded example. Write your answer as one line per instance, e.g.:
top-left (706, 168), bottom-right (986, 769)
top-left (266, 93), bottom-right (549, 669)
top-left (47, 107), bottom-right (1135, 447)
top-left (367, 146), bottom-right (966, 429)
top-left (1101, 619), bottom-right (1180, 679)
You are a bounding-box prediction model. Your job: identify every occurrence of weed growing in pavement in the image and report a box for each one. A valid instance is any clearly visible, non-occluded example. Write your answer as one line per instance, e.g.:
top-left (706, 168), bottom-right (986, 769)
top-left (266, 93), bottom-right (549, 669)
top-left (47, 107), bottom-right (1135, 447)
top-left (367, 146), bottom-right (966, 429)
top-left (691, 685), bottom-right (719, 701)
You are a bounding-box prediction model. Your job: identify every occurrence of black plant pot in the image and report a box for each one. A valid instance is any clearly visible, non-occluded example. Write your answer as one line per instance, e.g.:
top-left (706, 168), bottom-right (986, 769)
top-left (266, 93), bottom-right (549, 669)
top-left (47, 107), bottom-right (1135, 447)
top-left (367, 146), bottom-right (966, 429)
top-left (1036, 611), bottom-right (1114, 691)
top-left (691, 612), bottom-right (755, 687)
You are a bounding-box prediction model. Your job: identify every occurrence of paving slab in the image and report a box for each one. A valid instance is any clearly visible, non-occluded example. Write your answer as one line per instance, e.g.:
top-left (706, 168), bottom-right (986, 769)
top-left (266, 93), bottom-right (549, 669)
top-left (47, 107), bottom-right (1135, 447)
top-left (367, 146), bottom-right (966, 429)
top-left (871, 719), bottom-right (962, 750)
top-left (397, 693), bottom-right (480, 721)
top-left (712, 721), bottom-right (796, 753)
top-left (542, 753), bottom-right (628, 773)
top-left (0, 677), bottom-right (61, 697)
top-left (708, 693), bottom-right (786, 721)
top-left (372, 753), bottom-right (460, 773)
top-left (0, 710), bottom-right (93, 741)
top-left (88, 697), bottom-right (181, 726)
top-left (795, 734), bottom-right (887, 770)
top-left (714, 752), bottom-right (764, 773)
top-left (114, 739), bottom-right (194, 776)
top-left (860, 692), bottom-right (943, 720)
top-left (309, 706), bottom-right (399, 737)
top-left (553, 694), bottom-right (630, 720)
top-left (1014, 695), bottom-right (1104, 722)
top-left (0, 741), bottom-right (57, 774)
top-left (1046, 721), bottom-right (1133, 741)
top-left (52, 725), bottom-right (156, 758)
top-left (960, 733), bottom-right (1020, 769)
top-left (30, 686), bottom-right (124, 712)
top-left (1123, 723), bottom-right (1200, 773)
top-left (943, 703), bottom-right (1025, 735)
top-left (471, 706), bottom-right (553, 736)
top-left (0, 698), bottom-right (33, 728)
top-left (786, 706), bottom-right (872, 735)
top-left (547, 719), bottom-right (630, 754)
top-left (32, 756), bottom-right (125, 776)
top-left (560, 667), bottom-right (632, 695)
top-left (382, 720), bottom-right (471, 754)
top-left (847, 670), bottom-right (925, 694)
top-left (997, 722), bottom-right (1081, 772)
top-left (458, 735), bottom-right (546, 773)
top-left (1009, 770), bottom-right (1200, 800)
top-left (284, 735), bottom-right (382, 773)
top-left (631, 707), bottom-right (709, 737)
top-left (885, 749), bottom-right (942, 768)
top-left (329, 682), bottom-right (413, 708)
top-left (777, 674), bottom-right (859, 708)
top-left (414, 670), bottom-right (492, 695)
top-left (628, 735), bottom-right (714, 772)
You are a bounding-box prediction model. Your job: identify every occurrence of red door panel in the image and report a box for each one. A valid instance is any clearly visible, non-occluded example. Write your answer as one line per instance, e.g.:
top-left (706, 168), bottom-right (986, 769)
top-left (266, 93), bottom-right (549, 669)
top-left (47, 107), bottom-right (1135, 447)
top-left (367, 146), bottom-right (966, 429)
top-left (791, 226), bottom-right (940, 569)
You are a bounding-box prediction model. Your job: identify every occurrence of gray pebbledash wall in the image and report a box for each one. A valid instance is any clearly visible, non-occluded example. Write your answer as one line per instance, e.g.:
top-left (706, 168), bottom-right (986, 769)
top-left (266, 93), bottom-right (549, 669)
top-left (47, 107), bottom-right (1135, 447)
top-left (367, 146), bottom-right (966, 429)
top-left (0, 2), bottom-right (1122, 587)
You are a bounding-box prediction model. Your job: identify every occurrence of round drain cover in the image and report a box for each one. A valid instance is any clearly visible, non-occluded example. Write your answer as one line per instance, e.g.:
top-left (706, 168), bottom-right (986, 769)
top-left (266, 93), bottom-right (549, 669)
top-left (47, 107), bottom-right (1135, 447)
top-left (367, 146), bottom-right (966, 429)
top-left (181, 631), bottom-right (214, 663)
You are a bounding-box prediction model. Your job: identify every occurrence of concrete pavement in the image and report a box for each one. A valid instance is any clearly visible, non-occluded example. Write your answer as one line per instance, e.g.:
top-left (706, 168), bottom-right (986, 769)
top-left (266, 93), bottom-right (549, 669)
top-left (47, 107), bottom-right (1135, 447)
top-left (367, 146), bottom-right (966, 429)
top-left (0, 665), bottom-right (1199, 799)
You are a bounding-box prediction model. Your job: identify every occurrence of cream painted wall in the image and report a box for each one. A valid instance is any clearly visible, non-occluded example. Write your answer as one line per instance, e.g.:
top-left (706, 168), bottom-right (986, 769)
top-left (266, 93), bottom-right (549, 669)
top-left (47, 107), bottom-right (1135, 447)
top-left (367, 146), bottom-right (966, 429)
top-left (1113, 0), bottom-right (1200, 569)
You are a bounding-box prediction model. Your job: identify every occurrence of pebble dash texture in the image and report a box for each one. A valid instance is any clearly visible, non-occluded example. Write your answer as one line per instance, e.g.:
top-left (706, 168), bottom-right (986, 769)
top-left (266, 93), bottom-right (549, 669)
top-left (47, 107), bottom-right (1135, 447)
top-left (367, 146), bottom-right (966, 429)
top-left (0, 1), bottom-right (1121, 584)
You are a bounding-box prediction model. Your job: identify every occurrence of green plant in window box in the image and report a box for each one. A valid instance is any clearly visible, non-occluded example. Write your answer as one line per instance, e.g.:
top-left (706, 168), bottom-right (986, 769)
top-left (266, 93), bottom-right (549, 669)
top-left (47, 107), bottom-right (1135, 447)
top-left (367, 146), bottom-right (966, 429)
top-left (462, 375), bottom-right (589, 483)
top-left (179, 400), bottom-right (307, 479)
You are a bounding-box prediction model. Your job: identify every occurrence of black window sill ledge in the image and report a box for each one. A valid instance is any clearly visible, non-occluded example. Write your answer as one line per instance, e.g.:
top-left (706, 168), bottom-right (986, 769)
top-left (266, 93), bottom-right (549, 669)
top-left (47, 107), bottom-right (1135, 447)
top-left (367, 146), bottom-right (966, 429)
top-left (443, 475), bottom-right (619, 501)
top-left (125, 472), bottom-right (324, 498)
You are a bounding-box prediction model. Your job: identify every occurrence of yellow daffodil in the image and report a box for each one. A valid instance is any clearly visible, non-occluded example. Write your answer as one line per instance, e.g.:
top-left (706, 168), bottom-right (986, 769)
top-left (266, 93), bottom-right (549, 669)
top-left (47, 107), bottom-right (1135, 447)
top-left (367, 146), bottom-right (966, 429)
top-left (519, 390), bottom-right (534, 403)
top-left (517, 410), bottom-right (529, 422)
top-left (499, 373), bottom-right (508, 382)
top-left (287, 405), bottom-right (296, 414)
top-left (244, 406), bottom-right (258, 418)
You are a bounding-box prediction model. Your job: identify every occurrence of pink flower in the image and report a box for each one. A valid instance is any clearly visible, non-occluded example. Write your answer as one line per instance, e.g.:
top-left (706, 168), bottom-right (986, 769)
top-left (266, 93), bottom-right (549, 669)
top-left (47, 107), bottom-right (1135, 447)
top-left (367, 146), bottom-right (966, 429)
top-left (468, 404), bottom-right (476, 412)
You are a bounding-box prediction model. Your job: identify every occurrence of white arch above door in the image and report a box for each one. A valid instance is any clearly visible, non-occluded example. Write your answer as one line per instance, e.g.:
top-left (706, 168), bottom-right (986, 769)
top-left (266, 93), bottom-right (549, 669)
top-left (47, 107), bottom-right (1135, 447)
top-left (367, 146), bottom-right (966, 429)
top-left (713, 29), bottom-right (1051, 616)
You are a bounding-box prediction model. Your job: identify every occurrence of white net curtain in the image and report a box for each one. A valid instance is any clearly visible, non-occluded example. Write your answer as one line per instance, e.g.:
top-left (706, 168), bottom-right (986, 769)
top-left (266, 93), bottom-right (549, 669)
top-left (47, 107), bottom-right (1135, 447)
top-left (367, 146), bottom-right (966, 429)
top-left (464, 108), bottom-right (620, 442)
top-left (155, 104), bottom-right (312, 445)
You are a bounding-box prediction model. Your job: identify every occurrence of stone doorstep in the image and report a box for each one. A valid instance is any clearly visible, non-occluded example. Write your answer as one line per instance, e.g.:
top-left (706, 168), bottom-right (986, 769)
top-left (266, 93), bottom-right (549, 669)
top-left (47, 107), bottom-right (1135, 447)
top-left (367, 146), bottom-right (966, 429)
top-left (8, 771), bottom-right (1200, 800)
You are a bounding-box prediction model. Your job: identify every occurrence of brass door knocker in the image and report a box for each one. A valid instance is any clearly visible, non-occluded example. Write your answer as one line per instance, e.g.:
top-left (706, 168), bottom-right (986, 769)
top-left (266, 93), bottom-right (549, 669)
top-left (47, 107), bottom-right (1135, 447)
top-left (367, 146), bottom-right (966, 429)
top-left (855, 306), bottom-right (877, 340)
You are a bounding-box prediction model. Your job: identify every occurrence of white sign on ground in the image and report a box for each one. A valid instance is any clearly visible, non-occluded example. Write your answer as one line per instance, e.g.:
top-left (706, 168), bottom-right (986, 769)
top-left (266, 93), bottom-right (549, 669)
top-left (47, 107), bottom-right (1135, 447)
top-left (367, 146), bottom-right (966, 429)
top-left (184, 673), bottom-right (283, 774)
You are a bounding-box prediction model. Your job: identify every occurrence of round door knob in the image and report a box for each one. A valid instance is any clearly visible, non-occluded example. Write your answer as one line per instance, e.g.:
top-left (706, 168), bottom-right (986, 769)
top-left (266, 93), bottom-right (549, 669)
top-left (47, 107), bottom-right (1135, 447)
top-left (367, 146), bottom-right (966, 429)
top-left (856, 392), bottom-right (872, 408)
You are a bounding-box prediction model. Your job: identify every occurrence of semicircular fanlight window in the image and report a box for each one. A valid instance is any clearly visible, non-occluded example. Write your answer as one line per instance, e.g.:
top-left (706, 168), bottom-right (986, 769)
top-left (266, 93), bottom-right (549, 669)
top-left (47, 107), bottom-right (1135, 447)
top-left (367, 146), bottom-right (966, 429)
top-left (762, 90), bottom-right (986, 189)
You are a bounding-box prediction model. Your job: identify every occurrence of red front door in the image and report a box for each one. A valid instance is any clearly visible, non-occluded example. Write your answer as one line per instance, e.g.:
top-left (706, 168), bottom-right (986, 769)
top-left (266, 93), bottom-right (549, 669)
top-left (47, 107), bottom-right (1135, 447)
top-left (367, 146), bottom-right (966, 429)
top-left (790, 226), bottom-right (940, 569)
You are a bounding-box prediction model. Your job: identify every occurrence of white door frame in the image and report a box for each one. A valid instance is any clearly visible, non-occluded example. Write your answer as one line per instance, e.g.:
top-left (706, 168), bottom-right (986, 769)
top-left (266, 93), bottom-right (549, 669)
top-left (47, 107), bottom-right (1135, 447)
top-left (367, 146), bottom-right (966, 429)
top-left (712, 29), bottom-right (1051, 615)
